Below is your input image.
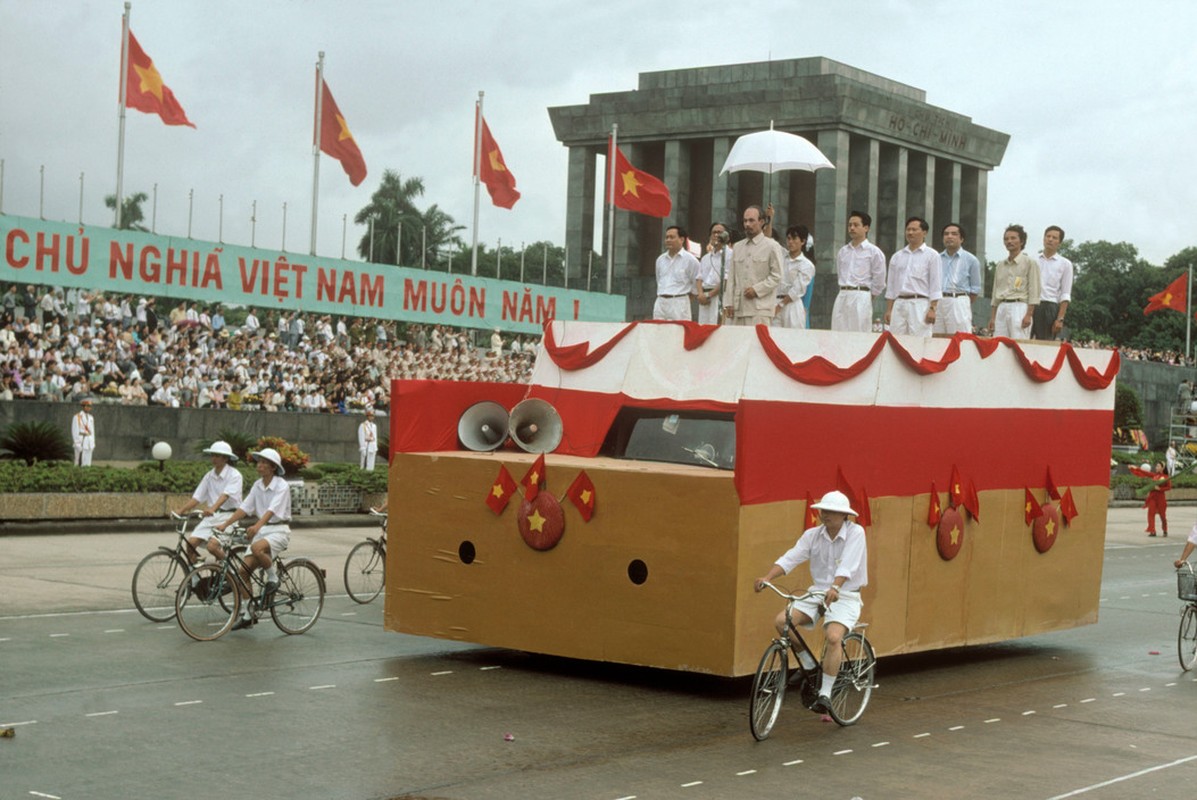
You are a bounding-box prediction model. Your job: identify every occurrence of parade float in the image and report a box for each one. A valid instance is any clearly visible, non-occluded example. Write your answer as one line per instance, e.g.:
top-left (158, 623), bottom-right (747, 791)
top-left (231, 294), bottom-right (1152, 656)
top-left (385, 320), bottom-right (1119, 677)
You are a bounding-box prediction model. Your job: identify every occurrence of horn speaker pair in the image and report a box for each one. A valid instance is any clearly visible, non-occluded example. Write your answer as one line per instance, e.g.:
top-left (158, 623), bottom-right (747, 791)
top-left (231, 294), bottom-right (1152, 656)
top-left (457, 399), bottom-right (562, 453)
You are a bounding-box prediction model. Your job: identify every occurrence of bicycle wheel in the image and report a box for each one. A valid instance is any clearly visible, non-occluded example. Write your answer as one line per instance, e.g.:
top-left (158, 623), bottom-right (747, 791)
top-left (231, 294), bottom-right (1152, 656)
top-left (175, 564), bottom-right (239, 641)
top-left (271, 559), bottom-right (326, 635)
top-left (344, 540), bottom-right (385, 604)
top-left (749, 641), bottom-right (789, 741)
top-left (828, 632), bottom-right (876, 726)
top-left (1179, 605), bottom-right (1197, 671)
top-left (132, 550), bottom-right (189, 622)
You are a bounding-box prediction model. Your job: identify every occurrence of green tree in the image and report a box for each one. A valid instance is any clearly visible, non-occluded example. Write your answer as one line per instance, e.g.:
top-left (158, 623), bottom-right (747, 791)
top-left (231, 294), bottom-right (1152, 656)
top-left (1064, 240), bottom-right (1161, 345)
top-left (104, 191), bottom-right (149, 231)
top-left (354, 170), bottom-right (464, 267)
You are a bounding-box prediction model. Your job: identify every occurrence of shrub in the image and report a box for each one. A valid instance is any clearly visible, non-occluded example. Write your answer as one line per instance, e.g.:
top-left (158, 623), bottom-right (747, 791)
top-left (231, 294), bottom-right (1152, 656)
top-left (1114, 383), bottom-right (1143, 430)
top-left (0, 421), bottom-right (73, 466)
top-left (192, 429), bottom-right (257, 462)
top-left (254, 436), bottom-right (310, 474)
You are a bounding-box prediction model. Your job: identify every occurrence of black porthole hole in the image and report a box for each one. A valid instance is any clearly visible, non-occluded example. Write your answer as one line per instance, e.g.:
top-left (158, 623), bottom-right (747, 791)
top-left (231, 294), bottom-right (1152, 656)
top-left (459, 541), bottom-right (476, 564)
top-left (627, 559), bottom-right (648, 585)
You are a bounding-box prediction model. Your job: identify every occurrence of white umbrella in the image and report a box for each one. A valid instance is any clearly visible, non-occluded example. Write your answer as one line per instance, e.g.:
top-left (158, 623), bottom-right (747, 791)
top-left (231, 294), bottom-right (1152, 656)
top-left (720, 121), bottom-right (835, 176)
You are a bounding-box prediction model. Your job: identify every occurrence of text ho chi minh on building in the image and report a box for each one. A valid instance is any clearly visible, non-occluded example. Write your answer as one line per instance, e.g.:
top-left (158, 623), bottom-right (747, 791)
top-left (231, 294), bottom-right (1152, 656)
top-left (548, 57), bottom-right (1010, 324)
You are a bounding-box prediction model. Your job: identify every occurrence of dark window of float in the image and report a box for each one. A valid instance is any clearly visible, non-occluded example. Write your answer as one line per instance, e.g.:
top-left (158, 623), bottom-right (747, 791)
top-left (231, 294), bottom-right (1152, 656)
top-left (599, 408), bottom-right (735, 470)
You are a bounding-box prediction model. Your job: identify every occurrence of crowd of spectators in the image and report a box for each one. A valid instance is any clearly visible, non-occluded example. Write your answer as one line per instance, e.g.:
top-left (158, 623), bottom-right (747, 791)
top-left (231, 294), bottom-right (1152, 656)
top-left (0, 283), bottom-right (537, 413)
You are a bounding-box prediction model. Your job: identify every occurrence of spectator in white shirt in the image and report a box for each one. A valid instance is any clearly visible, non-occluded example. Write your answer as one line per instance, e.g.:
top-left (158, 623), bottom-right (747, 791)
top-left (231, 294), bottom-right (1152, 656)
top-left (1033, 225), bottom-right (1074, 341)
top-left (884, 216), bottom-right (942, 337)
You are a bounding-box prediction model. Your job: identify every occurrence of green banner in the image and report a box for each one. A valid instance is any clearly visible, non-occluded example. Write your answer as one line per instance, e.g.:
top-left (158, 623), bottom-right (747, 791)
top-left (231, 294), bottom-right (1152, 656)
top-left (0, 214), bottom-right (625, 333)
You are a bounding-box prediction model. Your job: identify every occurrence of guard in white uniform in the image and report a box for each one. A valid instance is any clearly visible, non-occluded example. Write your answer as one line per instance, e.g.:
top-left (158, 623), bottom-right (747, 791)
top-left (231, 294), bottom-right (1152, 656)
top-left (71, 398), bottom-right (96, 466)
top-left (359, 409), bottom-right (379, 471)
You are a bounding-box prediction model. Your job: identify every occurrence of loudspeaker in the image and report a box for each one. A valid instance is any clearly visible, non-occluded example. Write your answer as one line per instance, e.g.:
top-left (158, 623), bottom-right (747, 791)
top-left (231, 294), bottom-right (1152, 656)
top-left (457, 401), bottom-right (510, 451)
top-left (508, 398), bottom-right (562, 454)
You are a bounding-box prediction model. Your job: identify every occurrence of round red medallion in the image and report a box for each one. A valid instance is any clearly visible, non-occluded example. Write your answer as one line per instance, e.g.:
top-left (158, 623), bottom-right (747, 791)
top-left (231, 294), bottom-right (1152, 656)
top-left (517, 491), bottom-right (565, 551)
top-left (1032, 502), bottom-right (1062, 554)
top-left (937, 506), bottom-right (965, 561)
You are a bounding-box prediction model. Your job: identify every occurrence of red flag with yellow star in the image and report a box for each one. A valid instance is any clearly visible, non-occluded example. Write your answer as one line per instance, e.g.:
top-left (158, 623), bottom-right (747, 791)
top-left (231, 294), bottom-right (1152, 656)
top-left (1059, 487), bottom-right (1079, 525)
top-left (1024, 487), bottom-right (1044, 525)
top-left (949, 466), bottom-right (964, 508)
top-left (317, 76), bottom-right (367, 187)
top-left (804, 491), bottom-right (820, 529)
top-left (927, 483), bottom-right (942, 527)
top-left (123, 30), bottom-right (195, 128)
top-left (962, 478), bottom-right (980, 521)
top-left (608, 139), bottom-right (672, 218)
top-left (476, 113), bottom-right (520, 209)
top-left (485, 464), bottom-right (517, 515)
top-left (1144, 272), bottom-right (1187, 315)
top-left (565, 470), bottom-right (596, 522)
top-left (521, 453), bottom-right (546, 502)
top-left (1045, 466), bottom-right (1062, 501)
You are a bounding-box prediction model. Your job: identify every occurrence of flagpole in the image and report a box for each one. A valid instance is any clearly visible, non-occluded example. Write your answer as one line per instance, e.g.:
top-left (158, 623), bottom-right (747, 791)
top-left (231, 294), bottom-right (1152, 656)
top-left (471, 91), bottom-right (484, 276)
top-left (115, 2), bottom-right (131, 229)
top-left (1188, 263), bottom-right (1193, 363)
top-left (606, 123), bottom-right (618, 294)
top-left (310, 51), bottom-right (324, 256)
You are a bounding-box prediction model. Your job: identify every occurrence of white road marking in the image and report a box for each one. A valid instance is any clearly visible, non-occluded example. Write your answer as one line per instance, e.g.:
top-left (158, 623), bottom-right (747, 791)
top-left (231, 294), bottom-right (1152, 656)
top-left (1080, 698), bottom-right (1095, 703)
top-left (948, 725), bottom-right (964, 731)
top-left (783, 759), bottom-right (804, 766)
top-left (29, 792), bottom-right (62, 799)
top-left (1022, 711), bottom-right (1036, 716)
top-left (1165, 682), bottom-right (1177, 687)
top-left (309, 684), bottom-right (336, 690)
top-left (984, 718), bottom-right (1000, 723)
top-left (155, 625), bottom-right (174, 630)
top-left (374, 677), bottom-right (399, 682)
top-left (613, 796), bottom-right (637, 800)
top-left (174, 700), bottom-right (202, 706)
top-left (1113, 692), bottom-right (1126, 697)
top-left (85, 710), bottom-right (118, 717)
top-left (1053, 704), bottom-right (1068, 708)
top-left (480, 665), bottom-right (502, 671)
top-left (431, 670), bottom-right (454, 676)
top-left (681, 781), bottom-right (702, 787)
top-left (104, 629), bottom-right (125, 633)
top-left (914, 732), bottom-right (931, 738)
top-left (1119, 596), bottom-right (1130, 600)
top-left (245, 692), bottom-right (274, 697)
top-left (1046, 754), bottom-right (1197, 799)
top-left (340, 612), bottom-right (357, 616)
top-left (49, 633), bottom-right (69, 638)
top-left (736, 770), bottom-right (757, 775)
top-left (872, 741), bottom-right (890, 747)
top-left (2, 720), bottom-right (36, 727)
top-left (1139, 687), bottom-right (1151, 692)
top-left (833, 749), bottom-right (853, 756)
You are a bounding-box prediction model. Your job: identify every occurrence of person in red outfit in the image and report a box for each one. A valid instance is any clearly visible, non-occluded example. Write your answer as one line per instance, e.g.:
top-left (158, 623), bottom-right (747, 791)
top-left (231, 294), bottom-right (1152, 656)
top-left (1144, 461), bottom-right (1171, 537)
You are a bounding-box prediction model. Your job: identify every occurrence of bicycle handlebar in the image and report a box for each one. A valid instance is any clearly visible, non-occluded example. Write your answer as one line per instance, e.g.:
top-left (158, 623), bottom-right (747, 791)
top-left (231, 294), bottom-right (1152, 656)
top-left (758, 580), bottom-right (827, 604)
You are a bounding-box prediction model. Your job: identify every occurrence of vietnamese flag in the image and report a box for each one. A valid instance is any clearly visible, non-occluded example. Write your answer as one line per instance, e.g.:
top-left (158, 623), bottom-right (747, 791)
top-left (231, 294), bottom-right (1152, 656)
top-left (962, 478), bottom-right (980, 521)
top-left (123, 30), bottom-right (195, 128)
top-left (1024, 487), bottom-right (1044, 525)
top-left (928, 483), bottom-right (942, 527)
top-left (609, 139), bottom-right (672, 218)
top-left (1144, 272), bottom-right (1187, 315)
top-left (476, 113), bottom-right (520, 209)
top-left (804, 491), bottom-right (820, 529)
top-left (485, 465), bottom-right (517, 515)
top-left (521, 453), bottom-right (546, 502)
top-left (565, 470), bottom-right (596, 522)
top-left (949, 466), bottom-right (964, 508)
top-left (1059, 487), bottom-right (1079, 526)
top-left (317, 77), bottom-right (367, 187)
top-left (1045, 466), bottom-right (1062, 501)
top-left (857, 486), bottom-right (873, 528)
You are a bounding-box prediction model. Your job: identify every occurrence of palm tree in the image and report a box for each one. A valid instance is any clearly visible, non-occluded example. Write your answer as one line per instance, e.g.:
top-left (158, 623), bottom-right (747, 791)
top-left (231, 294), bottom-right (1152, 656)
top-left (354, 170), bottom-right (426, 265)
top-left (417, 203), bottom-right (465, 270)
top-left (104, 192), bottom-right (150, 231)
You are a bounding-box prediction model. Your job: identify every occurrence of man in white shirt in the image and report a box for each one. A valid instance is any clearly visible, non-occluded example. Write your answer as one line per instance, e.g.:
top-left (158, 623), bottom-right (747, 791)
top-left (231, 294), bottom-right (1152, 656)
top-left (212, 447), bottom-right (292, 631)
top-left (653, 225), bottom-right (700, 321)
top-left (1033, 225), bottom-right (1074, 341)
top-left (724, 206), bottom-right (784, 326)
top-left (934, 223), bottom-right (982, 335)
top-left (174, 440), bottom-right (244, 561)
top-left (884, 217), bottom-right (942, 337)
top-left (832, 211), bottom-right (887, 332)
top-left (696, 222), bottom-right (733, 325)
top-left (71, 398), bottom-right (96, 466)
top-left (243, 310), bottom-right (260, 336)
top-left (753, 490), bottom-right (868, 713)
top-left (359, 409), bottom-right (379, 470)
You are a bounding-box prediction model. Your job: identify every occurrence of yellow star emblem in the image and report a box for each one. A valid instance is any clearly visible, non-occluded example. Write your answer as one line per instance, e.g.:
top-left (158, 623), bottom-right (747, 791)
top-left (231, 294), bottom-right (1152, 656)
top-left (1046, 518), bottom-right (1056, 537)
top-left (134, 62), bottom-right (165, 100)
top-left (336, 113), bottom-right (355, 143)
top-left (949, 526), bottom-right (960, 545)
top-left (620, 168), bottom-right (642, 198)
top-left (953, 483), bottom-right (960, 495)
top-left (491, 483), bottom-right (504, 499)
top-left (580, 489), bottom-right (592, 505)
top-left (528, 509), bottom-right (546, 532)
top-left (488, 149), bottom-right (506, 172)
top-left (529, 470), bottom-right (539, 485)
top-left (1025, 501), bottom-right (1032, 514)
top-left (1164, 292), bottom-right (1173, 304)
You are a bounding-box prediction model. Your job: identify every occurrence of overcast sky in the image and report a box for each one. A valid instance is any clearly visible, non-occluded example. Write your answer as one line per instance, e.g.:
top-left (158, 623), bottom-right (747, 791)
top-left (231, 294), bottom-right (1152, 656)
top-left (2, 0), bottom-right (1194, 270)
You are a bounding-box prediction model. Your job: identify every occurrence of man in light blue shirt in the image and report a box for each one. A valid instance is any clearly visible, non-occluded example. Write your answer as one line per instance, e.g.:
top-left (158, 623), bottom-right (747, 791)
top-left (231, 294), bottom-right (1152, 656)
top-left (933, 222), bottom-right (982, 335)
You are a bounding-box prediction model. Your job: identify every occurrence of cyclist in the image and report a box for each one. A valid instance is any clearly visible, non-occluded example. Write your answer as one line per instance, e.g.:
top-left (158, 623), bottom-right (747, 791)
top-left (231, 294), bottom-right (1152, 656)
top-left (211, 446), bottom-right (292, 631)
top-left (173, 441), bottom-right (244, 567)
top-left (1174, 522), bottom-right (1197, 568)
top-left (753, 490), bottom-right (868, 714)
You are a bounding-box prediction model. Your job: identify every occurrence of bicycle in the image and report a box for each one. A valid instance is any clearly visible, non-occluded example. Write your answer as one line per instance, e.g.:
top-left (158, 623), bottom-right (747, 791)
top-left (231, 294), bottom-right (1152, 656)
top-left (343, 508), bottom-right (387, 604)
top-left (174, 529), bottom-right (326, 641)
top-left (1177, 563), bottom-right (1197, 670)
top-left (749, 581), bottom-right (877, 740)
top-left (131, 511), bottom-right (210, 622)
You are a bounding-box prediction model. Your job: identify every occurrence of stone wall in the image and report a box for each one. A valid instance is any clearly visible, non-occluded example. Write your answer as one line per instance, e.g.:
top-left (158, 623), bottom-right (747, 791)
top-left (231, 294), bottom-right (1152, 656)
top-left (0, 400), bottom-right (369, 464)
top-left (1118, 359), bottom-right (1195, 448)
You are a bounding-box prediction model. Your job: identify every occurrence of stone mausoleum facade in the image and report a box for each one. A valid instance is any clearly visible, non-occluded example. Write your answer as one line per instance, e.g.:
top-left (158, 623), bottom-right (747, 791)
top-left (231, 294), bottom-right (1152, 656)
top-left (548, 58), bottom-right (1009, 324)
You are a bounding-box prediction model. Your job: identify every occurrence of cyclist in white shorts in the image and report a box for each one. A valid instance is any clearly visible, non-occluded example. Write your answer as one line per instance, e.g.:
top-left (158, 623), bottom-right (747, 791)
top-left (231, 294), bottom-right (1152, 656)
top-left (212, 446), bottom-right (292, 631)
top-left (753, 490), bottom-right (869, 714)
top-left (173, 440), bottom-right (243, 565)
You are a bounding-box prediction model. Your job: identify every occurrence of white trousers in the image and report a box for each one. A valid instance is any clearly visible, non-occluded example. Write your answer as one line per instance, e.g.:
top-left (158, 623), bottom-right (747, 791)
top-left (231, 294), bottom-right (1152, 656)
top-left (652, 295), bottom-right (691, 321)
top-left (890, 298), bottom-right (932, 337)
top-left (932, 295), bottom-right (973, 335)
top-left (994, 301), bottom-right (1030, 339)
top-left (360, 448), bottom-right (377, 471)
top-left (831, 290), bottom-right (873, 332)
top-left (696, 293), bottom-right (721, 325)
top-left (772, 299), bottom-right (807, 329)
top-left (74, 446), bottom-right (93, 467)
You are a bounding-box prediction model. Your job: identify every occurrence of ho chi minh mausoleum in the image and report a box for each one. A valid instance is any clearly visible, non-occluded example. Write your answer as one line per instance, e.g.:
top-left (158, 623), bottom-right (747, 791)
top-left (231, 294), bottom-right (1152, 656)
top-left (548, 57), bottom-right (1010, 324)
